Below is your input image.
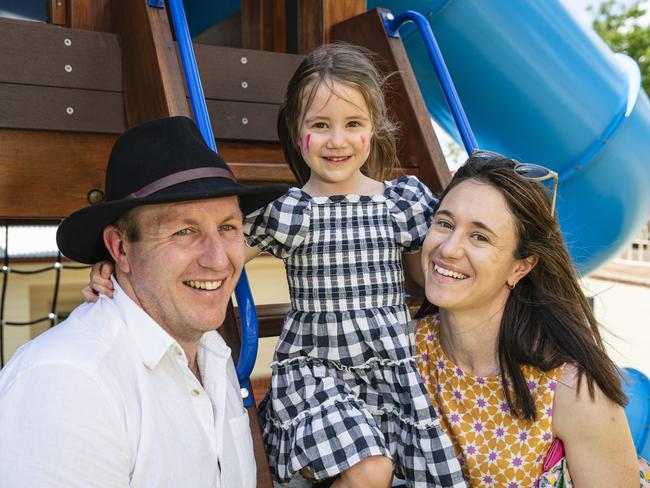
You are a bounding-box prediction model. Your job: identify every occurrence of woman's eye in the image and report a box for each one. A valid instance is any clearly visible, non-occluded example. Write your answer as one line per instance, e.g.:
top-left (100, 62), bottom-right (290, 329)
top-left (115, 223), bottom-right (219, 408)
top-left (436, 219), bottom-right (453, 229)
top-left (471, 233), bottom-right (489, 243)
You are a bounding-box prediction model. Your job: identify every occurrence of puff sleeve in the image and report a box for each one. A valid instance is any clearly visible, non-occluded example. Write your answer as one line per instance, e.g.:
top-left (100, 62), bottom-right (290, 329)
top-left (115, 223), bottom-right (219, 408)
top-left (386, 175), bottom-right (439, 253)
top-left (243, 188), bottom-right (311, 259)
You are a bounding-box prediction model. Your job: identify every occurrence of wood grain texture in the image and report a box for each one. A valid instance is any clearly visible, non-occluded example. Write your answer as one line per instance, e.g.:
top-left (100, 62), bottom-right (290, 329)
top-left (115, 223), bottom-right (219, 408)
top-left (193, 44), bottom-right (302, 104)
top-left (0, 83), bottom-right (125, 134)
top-left (69, 0), bottom-right (112, 32)
top-left (296, 0), bottom-right (366, 53)
top-left (0, 129), bottom-right (113, 219)
top-left (0, 18), bottom-right (121, 91)
top-left (331, 8), bottom-right (451, 192)
top-left (112, 0), bottom-right (190, 126)
top-left (49, 0), bottom-right (68, 26)
top-left (241, 0), bottom-right (286, 52)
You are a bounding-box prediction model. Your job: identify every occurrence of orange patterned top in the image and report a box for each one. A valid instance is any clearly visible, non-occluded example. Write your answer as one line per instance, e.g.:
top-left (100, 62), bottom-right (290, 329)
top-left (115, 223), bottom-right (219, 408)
top-left (415, 315), bottom-right (564, 487)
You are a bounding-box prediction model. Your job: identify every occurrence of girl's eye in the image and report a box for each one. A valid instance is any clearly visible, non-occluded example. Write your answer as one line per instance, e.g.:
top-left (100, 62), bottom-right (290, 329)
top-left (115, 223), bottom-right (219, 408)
top-left (347, 121), bottom-right (361, 128)
top-left (312, 122), bottom-right (328, 129)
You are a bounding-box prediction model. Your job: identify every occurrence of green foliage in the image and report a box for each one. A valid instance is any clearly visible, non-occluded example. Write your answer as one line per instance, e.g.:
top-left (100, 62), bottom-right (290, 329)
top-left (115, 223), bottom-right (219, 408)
top-left (589, 0), bottom-right (650, 93)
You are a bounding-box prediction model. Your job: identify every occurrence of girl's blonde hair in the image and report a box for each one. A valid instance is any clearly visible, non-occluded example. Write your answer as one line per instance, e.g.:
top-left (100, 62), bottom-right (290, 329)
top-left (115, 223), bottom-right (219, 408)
top-left (277, 42), bottom-right (399, 185)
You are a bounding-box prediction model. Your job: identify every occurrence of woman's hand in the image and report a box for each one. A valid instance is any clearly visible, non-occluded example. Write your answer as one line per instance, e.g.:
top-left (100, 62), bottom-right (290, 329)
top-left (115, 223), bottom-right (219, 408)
top-left (552, 364), bottom-right (638, 487)
top-left (81, 261), bottom-right (115, 302)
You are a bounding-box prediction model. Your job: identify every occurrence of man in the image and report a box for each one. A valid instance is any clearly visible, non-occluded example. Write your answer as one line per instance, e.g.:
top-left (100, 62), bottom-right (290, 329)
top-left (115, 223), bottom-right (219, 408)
top-left (0, 116), bottom-right (287, 487)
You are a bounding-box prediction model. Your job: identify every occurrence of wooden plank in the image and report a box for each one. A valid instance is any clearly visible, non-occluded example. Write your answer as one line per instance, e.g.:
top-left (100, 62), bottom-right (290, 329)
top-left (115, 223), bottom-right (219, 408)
top-left (296, 0), bottom-right (366, 53)
top-left (111, 0), bottom-right (190, 126)
top-left (0, 129), bottom-right (113, 219)
top-left (50, 0), bottom-right (68, 26)
top-left (194, 44), bottom-right (302, 104)
top-left (0, 18), bottom-right (121, 91)
top-left (207, 100), bottom-right (279, 142)
top-left (0, 83), bottom-right (124, 134)
top-left (241, 0), bottom-right (286, 52)
top-left (68, 0), bottom-right (112, 32)
top-left (331, 8), bottom-right (451, 192)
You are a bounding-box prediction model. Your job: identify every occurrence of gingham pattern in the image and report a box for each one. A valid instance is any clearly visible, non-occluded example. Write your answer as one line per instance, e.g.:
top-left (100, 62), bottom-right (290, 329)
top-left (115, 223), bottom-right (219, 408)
top-left (245, 177), bottom-right (465, 487)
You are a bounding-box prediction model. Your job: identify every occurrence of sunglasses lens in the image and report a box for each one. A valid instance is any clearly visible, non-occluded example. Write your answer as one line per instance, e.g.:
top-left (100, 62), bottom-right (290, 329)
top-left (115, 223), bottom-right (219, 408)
top-left (515, 165), bottom-right (549, 179)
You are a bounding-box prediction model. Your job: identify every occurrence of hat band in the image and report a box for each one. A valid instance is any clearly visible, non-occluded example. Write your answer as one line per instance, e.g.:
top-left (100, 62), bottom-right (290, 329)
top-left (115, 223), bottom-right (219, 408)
top-left (126, 167), bottom-right (236, 199)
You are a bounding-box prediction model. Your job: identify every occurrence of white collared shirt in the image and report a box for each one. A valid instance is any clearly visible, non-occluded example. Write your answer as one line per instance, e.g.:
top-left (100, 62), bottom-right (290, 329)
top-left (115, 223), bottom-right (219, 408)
top-left (0, 278), bottom-right (256, 487)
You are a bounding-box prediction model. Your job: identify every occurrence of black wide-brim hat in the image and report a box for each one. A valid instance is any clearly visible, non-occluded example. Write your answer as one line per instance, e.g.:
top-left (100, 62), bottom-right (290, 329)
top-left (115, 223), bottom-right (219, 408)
top-left (57, 116), bottom-right (288, 264)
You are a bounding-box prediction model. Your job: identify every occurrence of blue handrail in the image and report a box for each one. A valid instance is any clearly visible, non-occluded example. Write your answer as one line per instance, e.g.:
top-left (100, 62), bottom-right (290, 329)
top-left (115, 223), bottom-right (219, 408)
top-left (383, 10), bottom-right (478, 154)
top-left (164, 0), bottom-right (257, 406)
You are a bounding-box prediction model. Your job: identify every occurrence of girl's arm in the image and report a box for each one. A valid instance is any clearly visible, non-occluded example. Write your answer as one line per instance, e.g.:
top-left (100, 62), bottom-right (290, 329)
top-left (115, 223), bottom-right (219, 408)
top-left (244, 244), bottom-right (262, 263)
top-left (552, 364), bottom-right (638, 487)
top-left (403, 252), bottom-right (425, 296)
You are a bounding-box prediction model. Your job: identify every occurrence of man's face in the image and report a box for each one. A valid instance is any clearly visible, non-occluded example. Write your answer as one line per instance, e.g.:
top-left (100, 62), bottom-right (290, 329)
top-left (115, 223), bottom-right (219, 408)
top-left (118, 197), bottom-right (245, 344)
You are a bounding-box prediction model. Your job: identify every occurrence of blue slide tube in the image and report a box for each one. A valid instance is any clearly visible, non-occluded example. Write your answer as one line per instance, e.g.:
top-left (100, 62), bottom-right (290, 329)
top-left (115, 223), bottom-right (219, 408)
top-left (369, 0), bottom-right (650, 274)
top-left (165, 0), bottom-right (256, 406)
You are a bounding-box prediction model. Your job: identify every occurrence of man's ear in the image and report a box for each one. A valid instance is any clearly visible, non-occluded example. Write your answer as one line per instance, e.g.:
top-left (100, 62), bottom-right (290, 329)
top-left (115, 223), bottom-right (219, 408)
top-left (103, 225), bottom-right (131, 274)
top-left (508, 255), bottom-right (538, 289)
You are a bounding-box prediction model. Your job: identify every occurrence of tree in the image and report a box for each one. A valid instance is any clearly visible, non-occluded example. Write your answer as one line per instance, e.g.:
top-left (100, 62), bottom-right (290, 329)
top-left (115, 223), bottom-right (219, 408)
top-left (589, 0), bottom-right (650, 93)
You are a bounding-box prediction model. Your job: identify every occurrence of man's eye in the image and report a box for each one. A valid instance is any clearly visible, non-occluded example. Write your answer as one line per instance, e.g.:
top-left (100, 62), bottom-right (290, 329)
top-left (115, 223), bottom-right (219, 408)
top-left (219, 224), bottom-right (235, 232)
top-left (175, 228), bottom-right (191, 236)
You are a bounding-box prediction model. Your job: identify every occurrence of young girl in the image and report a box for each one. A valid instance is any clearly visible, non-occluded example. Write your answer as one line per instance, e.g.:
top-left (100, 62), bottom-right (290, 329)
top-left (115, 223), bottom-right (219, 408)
top-left (85, 43), bottom-right (465, 488)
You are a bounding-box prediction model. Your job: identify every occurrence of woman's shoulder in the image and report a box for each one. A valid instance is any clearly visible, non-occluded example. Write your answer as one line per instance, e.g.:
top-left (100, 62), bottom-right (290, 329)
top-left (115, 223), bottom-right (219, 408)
top-left (385, 175), bottom-right (436, 201)
top-left (412, 314), bottom-right (439, 347)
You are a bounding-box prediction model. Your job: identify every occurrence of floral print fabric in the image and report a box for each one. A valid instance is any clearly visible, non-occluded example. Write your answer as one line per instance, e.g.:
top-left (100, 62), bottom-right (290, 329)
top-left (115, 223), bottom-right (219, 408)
top-left (415, 315), bottom-right (563, 487)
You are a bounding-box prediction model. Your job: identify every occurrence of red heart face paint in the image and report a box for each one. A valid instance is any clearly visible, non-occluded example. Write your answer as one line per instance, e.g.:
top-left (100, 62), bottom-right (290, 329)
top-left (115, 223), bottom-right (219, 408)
top-left (360, 135), bottom-right (366, 148)
top-left (305, 133), bottom-right (311, 151)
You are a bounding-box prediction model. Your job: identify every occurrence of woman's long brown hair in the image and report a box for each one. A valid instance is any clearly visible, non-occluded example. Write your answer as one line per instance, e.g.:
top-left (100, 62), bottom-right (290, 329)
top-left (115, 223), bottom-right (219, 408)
top-left (417, 153), bottom-right (626, 420)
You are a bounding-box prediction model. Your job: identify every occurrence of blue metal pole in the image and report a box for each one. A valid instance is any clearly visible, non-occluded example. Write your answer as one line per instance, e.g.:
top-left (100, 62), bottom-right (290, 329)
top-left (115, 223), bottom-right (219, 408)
top-left (165, 0), bottom-right (257, 406)
top-left (383, 10), bottom-right (478, 154)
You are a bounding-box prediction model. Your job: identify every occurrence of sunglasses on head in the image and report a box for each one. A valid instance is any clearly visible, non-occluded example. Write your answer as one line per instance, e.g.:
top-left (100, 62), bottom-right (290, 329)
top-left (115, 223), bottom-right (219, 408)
top-left (471, 150), bottom-right (559, 217)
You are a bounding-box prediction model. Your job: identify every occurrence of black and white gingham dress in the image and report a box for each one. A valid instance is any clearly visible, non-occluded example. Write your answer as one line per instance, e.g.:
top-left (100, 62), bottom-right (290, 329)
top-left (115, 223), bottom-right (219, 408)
top-left (244, 176), bottom-right (466, 487)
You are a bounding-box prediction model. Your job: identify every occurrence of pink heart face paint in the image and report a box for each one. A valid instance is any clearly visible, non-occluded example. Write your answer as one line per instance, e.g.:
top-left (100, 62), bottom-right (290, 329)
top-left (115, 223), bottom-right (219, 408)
top-left (305, 133), bottom-right (311, 151)
top-left (360, 135), bottom-right (366, 149)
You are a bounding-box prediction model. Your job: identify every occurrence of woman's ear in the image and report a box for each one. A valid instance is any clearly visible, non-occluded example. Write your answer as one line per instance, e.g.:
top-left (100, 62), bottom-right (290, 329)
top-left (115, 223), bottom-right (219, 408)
top-left (508, 255), bottom-right (538, 289)
top-left (103, 225), bottom-right (131, 274)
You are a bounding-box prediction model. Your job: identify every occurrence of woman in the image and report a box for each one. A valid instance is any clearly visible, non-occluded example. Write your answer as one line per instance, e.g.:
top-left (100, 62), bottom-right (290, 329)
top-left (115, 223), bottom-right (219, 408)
top-left (413, 151), bottom-right (641, 487)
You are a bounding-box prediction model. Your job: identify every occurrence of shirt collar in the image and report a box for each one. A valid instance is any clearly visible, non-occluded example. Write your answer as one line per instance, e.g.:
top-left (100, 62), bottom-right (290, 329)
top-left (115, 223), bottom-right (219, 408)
top-left (111, 276), bottom-right (176, 369)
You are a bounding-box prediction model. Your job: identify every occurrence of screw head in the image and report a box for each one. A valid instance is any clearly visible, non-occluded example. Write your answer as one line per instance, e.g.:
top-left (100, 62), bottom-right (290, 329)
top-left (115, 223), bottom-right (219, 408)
top-left (87, 189), bottom-right (104, 205)
top-left (386, 12), bottom-right (395, 21)
top-left (241, 387), bottom-right (249, 399)
top-left (64, 38), bottom-right (72, 46)
top-left (241, 117), bottom-right (249, 125)
top-left (66, 107), bottom-right (74, 115)
top-left (54, 262), bottom-right (62, 269)
top-left (48, 312), bottom-right (57, 320)
top-left (240, 56), bottom-right (248, 64)
top-left (64, 64), bottom-right (72, 72)
top-left (241, 81), bottom-right (248, 89)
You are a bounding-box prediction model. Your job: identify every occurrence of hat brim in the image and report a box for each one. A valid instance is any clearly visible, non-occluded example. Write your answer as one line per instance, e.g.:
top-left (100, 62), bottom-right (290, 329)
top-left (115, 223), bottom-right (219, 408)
top-left (56, 177), bottom-right (288, 264)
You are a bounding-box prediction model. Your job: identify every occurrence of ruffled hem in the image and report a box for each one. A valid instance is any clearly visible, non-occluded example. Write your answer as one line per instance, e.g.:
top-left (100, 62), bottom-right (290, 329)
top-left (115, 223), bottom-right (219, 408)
top-left (261, 395), bottom-right (459, 486)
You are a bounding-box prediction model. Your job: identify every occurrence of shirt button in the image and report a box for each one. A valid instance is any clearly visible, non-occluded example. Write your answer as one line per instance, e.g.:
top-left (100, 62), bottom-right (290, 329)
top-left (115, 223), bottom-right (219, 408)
top-left (191, 388), bottom-right (201, 397)
top-left (175, 348), bottom-right (183, 356)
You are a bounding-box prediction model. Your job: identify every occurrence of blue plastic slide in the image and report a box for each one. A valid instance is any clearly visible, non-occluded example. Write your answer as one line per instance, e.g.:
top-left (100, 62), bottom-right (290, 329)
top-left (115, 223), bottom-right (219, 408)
top-left (369, 0), bottom-right (650, 274)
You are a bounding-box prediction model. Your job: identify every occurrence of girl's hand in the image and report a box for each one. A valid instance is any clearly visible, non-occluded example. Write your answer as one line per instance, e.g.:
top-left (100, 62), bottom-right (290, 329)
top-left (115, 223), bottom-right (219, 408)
top-left (81, 261), bottom-right (115, 302)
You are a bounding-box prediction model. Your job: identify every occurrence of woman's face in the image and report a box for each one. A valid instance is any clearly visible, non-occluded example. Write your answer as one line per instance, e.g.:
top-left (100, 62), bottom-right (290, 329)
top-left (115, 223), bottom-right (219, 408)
top-left (422, 179), bottom-right (534, 314)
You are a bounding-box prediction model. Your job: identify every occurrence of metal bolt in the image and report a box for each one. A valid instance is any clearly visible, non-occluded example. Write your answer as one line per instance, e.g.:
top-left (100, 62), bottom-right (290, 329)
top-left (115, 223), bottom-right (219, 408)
top-left (240, 56), bottom-right (248, 64)
top-left (241, 387), bottom-right (249, 399)
top-left (1, 265), bottom-right (8, 273)
top-left (66, 107), bottom-right (74, 115)
top-left (241, 117), bottom-right (248, 125)
top-left (386, 12), bottom-right (395, 21)
top-left (64, 64), bottom-right (72, 72)
top-left (48, 312), bottom-right (57, 320)
top-left (241, 81), bottom-right (248, 89)
top-left (64, 38), bottom-right (71, 47)
top-left (87, 189), bottom-right (104, 205)
top-left (54, 262), bottom-right (62, 269)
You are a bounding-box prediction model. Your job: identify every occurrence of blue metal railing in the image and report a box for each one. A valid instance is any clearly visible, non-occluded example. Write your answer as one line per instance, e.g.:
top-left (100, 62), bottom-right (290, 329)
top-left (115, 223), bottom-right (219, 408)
top-left (162, 0), bottom-right (257, 406)
top-left (383, 10), bottom-right (478, 154)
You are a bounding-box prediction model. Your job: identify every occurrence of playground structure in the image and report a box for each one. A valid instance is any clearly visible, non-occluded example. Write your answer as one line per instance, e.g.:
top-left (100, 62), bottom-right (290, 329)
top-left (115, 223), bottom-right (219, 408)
top-left (0, 0), bottom-right (648, 480)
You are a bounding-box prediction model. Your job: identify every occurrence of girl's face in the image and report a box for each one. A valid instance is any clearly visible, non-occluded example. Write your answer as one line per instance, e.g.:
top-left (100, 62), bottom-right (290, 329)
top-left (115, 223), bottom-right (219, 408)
top-left (297, 80), bottom-right (374, 194)
top-left (421, 179), bottom-right (535, 314)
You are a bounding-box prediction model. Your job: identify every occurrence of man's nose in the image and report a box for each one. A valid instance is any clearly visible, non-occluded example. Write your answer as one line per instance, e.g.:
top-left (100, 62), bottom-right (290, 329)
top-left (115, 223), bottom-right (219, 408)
top-left (197, 232), bottom-right (228, 269)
